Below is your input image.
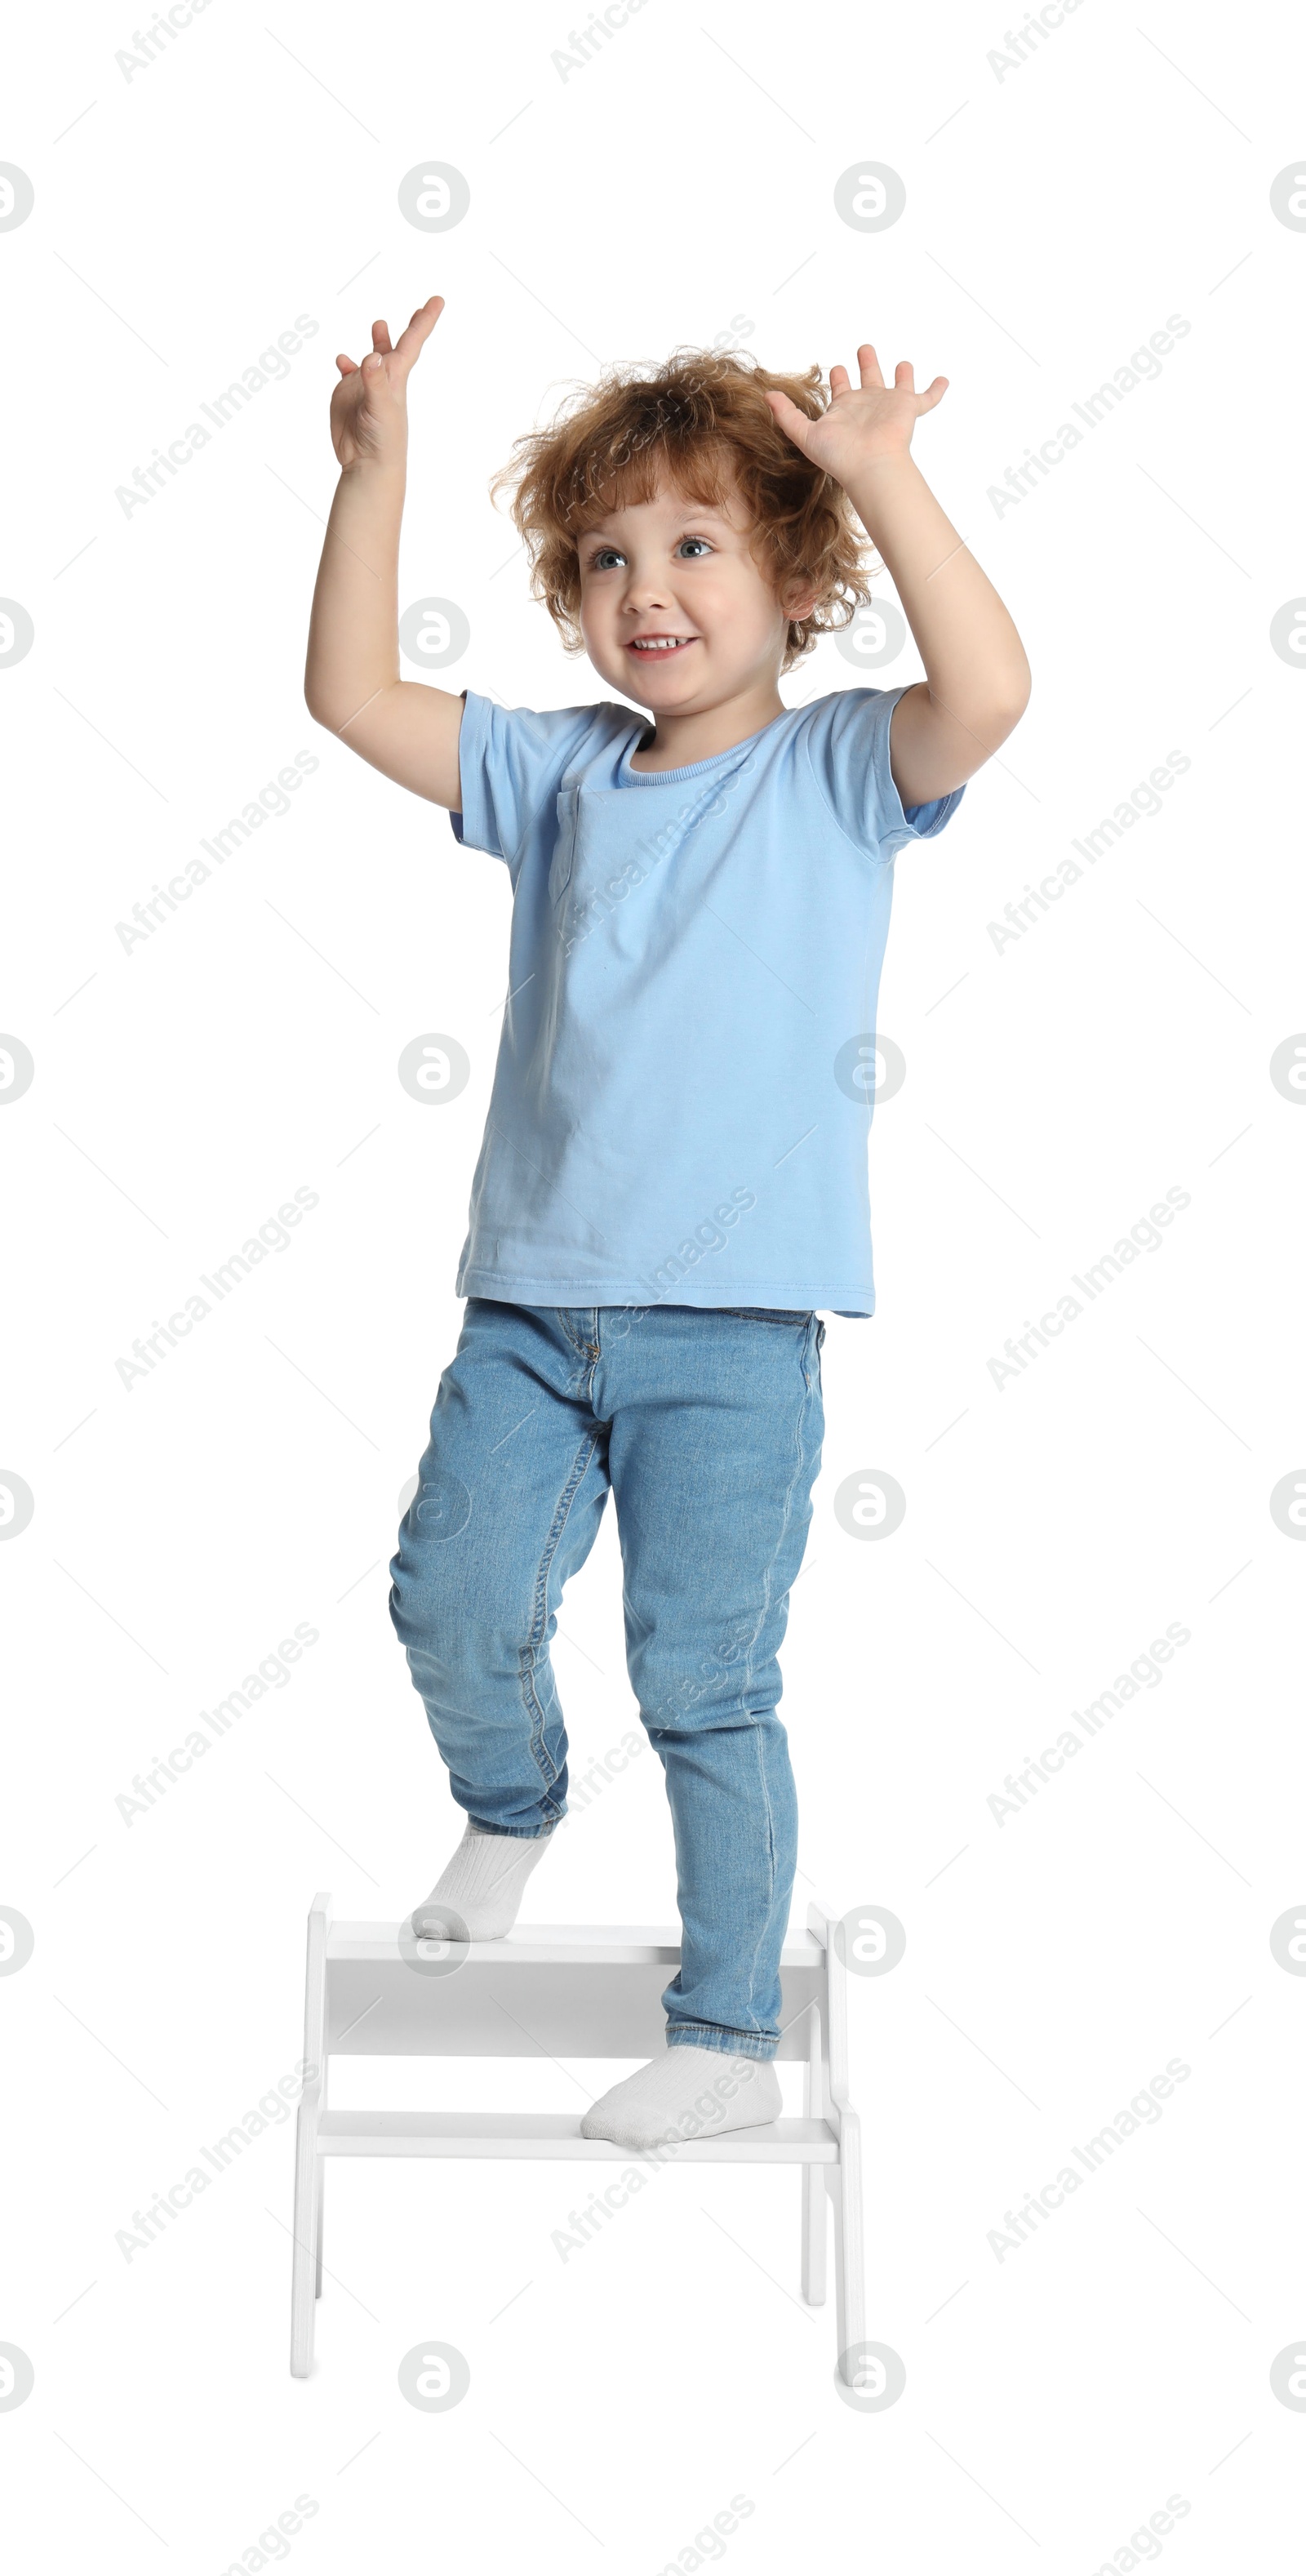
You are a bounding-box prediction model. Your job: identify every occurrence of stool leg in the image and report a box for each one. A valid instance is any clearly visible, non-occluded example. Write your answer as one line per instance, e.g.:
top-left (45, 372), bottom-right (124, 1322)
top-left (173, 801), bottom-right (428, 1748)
top-left (290, 2105), bottom-right (320, 2378)
top-left (801, 2009), bottom-right (826, 2304)
top-left (828, 2110), bottom-right (867, 2382)
top-left (291, 1891), bottom-right (331, 2378)
top-left (809, 1899), bottom-right (867, 2382)
top-left (801, 2171), bottom-right (827, 2306)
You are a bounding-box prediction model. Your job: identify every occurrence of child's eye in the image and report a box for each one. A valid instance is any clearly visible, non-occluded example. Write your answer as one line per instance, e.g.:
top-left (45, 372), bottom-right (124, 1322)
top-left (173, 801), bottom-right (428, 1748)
top-left (677, 537), bottom-right (712, 558)
top-left (588, 548), bottom-right (624, 572)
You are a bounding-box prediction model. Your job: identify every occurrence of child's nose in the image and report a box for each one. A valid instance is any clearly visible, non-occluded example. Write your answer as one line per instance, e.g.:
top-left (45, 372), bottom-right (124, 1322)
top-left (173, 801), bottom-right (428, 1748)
top-left (623, 569), bottom-right (673, 608)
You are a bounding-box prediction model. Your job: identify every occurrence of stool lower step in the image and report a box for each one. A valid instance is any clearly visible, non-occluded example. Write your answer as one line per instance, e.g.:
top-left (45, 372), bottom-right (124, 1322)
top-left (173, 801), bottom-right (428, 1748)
top-left (317, 2110), bottom-right (838, 2162)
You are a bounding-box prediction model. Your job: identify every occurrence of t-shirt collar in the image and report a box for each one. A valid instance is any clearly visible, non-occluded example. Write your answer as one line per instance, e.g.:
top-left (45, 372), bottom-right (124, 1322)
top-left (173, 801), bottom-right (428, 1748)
top-left (614, 703), bottom-right (793, 788)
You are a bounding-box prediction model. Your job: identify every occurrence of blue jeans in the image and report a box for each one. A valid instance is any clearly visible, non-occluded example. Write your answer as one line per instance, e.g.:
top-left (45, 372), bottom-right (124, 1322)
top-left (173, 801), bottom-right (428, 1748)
top-left (388, 1300), bottom-right (825, 2057)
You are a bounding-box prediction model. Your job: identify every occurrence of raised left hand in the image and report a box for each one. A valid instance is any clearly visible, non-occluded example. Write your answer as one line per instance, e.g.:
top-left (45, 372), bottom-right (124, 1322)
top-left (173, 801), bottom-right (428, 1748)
top-left (764, 345), bottom-right (948, 484)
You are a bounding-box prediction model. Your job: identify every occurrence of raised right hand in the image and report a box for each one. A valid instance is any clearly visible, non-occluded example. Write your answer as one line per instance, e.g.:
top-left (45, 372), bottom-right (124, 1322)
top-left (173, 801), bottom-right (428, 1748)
top-left (330, 294), bottom-right (445, 470)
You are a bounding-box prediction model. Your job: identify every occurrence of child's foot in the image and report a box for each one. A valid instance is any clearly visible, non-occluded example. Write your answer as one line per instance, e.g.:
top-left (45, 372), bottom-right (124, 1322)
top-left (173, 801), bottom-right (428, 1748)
top-left (580, 2044), bottom-right (781, 2151)
top-left (410, 1819), bottom-right (555, 1942)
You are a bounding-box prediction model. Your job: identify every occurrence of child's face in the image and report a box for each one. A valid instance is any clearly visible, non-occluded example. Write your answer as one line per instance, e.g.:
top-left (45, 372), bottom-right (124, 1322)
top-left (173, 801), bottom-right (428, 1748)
top-left (575, 466), bottom-right (810, 715)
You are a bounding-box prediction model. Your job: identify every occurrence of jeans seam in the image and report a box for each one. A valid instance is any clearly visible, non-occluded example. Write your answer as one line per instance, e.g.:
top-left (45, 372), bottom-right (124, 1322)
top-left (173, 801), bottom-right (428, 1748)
top-left (555, 1307), bottom-right (600, 1363)
top-left (518, 1424), bottom-right (603, 1799)
top-left (722, 1326), bottom-right (819, 2034)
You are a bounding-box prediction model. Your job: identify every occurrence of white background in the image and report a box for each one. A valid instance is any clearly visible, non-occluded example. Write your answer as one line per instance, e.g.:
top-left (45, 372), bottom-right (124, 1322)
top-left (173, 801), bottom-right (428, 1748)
top-left (2, 0), bottom-right (1304, 2566)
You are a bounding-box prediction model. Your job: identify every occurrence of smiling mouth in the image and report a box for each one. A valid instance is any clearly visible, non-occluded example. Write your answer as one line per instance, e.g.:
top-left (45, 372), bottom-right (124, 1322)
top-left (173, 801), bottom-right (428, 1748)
top-left (626, 635), bottom-right (698, 656)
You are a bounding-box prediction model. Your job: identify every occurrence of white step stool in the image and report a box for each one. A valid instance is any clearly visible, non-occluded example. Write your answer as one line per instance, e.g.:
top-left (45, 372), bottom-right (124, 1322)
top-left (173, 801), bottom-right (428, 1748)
top-left (290, 1893), bottom-right (865, 2382)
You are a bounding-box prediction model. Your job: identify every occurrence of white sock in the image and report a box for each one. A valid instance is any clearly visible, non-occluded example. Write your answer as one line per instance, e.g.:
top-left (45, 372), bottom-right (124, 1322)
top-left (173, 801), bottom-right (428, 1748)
top-left (580, 2044), bottom-right (782, 2152)
top-left (411, 1819), bottom-right (555, 1942)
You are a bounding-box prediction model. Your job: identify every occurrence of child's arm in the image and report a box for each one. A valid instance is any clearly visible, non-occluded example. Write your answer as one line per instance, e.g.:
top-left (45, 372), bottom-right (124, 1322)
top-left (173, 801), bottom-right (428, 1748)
top-left (304, 295), bottom-right (464, 808)
top-left (765, 345), bottom-right (1032, 807)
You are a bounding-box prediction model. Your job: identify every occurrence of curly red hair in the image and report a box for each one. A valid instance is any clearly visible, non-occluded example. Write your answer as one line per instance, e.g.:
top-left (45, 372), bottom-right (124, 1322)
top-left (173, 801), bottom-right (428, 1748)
top-left (489, 346), bottom-right (875, 670)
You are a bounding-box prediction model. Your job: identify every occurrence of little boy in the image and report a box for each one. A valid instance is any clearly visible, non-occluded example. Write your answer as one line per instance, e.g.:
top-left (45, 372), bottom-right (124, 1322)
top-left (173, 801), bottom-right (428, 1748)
top-left (304, 297), bottom-right (1029, 2152)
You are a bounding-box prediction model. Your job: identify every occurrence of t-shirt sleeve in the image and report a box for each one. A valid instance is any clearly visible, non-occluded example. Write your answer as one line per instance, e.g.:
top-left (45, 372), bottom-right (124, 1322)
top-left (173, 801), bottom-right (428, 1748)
top-left (449, 692), bottom-right (616, 870)
top-left (801, 684), bottom-right (966, 857)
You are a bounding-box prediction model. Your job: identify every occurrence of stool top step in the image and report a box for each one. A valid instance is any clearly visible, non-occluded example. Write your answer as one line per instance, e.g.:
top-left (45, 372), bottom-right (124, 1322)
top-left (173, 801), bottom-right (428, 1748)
top-left (325, 1920), bottom-right (828, 1968)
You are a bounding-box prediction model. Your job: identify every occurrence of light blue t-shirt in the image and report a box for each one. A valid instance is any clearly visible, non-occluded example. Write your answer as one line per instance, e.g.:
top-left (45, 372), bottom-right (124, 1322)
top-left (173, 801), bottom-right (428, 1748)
top-left (448, 685), bottom-right (963, 1315)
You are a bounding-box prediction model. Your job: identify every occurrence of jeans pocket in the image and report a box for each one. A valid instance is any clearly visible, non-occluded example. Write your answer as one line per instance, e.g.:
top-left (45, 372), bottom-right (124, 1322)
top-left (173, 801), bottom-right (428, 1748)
top-left (720, 1307), bottom-right (814, 1324)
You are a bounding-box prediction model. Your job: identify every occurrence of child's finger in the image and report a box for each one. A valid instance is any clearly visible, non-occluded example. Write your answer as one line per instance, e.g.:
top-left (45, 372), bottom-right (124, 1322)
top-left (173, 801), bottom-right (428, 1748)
top-left (762, 387), bottom-right (810, 435)
top-left (335, 354), bottom-right (359, 376)
top-left (856, 344), bottom-right (885, 389)
top-left (372, 319), bottom-right (394, 354)
top-left (393, 295), bottom-right (446, 376)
